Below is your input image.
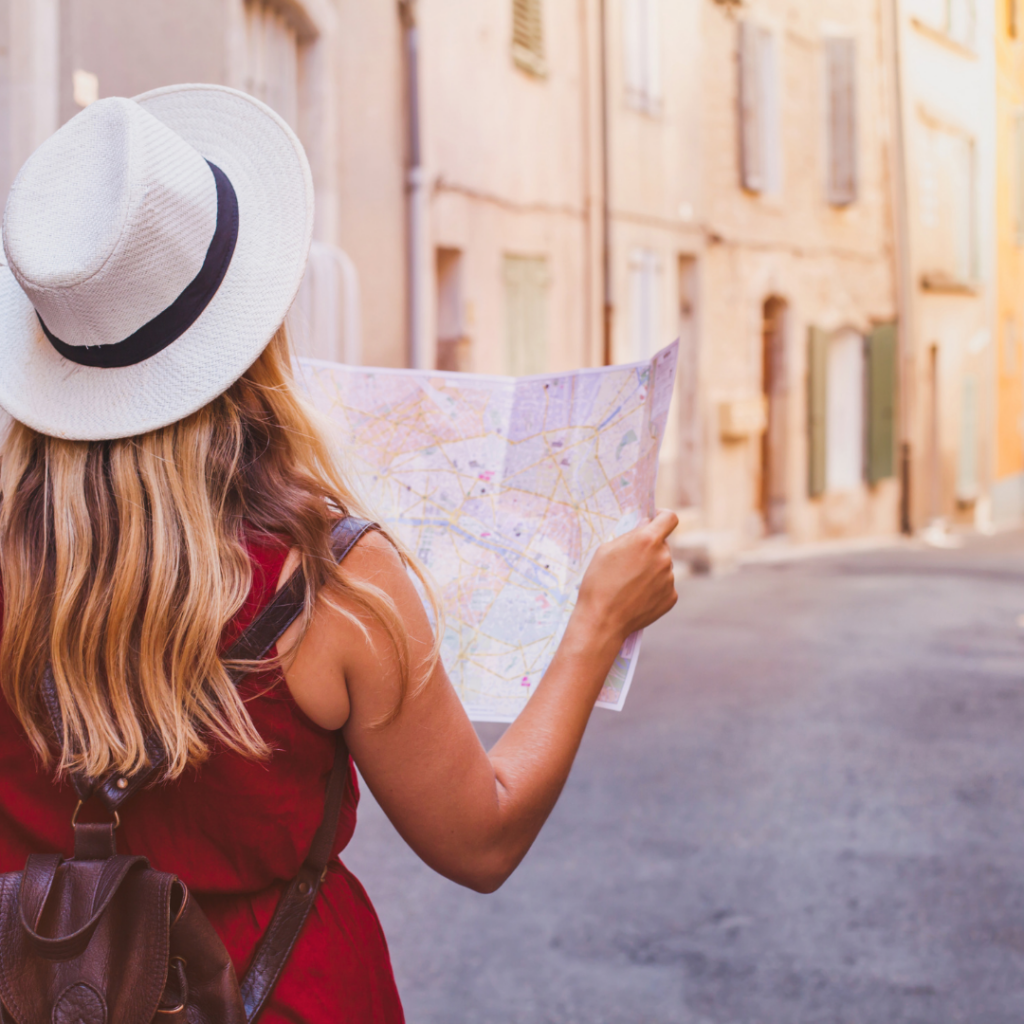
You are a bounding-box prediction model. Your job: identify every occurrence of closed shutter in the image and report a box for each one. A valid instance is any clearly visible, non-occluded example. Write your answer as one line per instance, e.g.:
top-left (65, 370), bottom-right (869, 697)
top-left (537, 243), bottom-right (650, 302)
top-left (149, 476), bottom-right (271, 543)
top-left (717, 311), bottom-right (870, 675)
top-left (948, 0), bottom-right (976, 47)
top-left (512, 0), bottom-right (546, 76)
top-left (625, 0), bottom-right (643, 100)
top-left (826, 37), bottom-right (857, 206)
top-left (953, 136), bottom-right (977, 280)
top-left (505, 256), bottom-right (549, 376)
top-left (808, 326), bottom-right (828, 497)
top-left (646, 0), bottom-right (662, 107)
top-left (866, 323), bottom-right (898, 484)
top-left (957, 374), bottom-right (979, 501)
top-left (739, 21), bottom-right (764, 192)
top-left (629, 249), bottom-right (661, 361)
top-left (625, 0), bottom-right (661, 111)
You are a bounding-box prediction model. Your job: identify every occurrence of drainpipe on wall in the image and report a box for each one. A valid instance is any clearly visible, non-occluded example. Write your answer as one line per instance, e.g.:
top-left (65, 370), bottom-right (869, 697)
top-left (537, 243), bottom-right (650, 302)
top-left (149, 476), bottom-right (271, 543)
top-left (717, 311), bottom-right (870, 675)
top-left (400, 0), bottom-right (429, 370)
top-left (599, 0), bottom-right (613, 366)
top-left (887, 0), bottom-right (914, 534)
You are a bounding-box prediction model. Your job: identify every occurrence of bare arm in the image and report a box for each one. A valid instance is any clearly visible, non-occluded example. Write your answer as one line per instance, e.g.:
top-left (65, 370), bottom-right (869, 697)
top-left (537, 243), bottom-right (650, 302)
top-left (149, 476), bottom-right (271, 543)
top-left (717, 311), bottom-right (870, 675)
top-left (278, 511), bottom-right (679, 893)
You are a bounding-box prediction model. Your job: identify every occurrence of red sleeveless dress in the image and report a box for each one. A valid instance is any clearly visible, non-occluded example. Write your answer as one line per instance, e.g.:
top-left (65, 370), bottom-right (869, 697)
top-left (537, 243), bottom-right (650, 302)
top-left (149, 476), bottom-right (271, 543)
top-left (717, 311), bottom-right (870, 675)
top-left (0, 533), bottom-right (405, 1023)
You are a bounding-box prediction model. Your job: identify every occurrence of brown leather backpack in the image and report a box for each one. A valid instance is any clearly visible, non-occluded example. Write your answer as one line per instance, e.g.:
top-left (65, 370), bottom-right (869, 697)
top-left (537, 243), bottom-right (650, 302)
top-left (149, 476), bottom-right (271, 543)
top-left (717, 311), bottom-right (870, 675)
top-left (0, 517), bottom-right (375, 1024)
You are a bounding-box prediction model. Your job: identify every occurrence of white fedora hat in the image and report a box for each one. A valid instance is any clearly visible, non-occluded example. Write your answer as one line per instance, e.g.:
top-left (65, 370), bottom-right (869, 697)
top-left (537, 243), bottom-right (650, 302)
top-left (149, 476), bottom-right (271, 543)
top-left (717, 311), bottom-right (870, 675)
top-left (0, 83), bottom-right (313, 440)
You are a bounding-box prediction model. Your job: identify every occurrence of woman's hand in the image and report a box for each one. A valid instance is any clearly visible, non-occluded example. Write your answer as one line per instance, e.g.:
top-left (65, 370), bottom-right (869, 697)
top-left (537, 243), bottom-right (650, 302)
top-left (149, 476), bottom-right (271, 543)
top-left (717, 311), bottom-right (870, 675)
top-left (572, 510), bottom-right (680, 646)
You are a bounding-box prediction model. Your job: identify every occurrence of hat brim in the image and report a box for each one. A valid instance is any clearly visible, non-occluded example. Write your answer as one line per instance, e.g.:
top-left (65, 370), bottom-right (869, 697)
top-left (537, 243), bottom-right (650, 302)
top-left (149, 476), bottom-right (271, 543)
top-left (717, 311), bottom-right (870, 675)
top-left (0, 84), bottom-right (314, 440)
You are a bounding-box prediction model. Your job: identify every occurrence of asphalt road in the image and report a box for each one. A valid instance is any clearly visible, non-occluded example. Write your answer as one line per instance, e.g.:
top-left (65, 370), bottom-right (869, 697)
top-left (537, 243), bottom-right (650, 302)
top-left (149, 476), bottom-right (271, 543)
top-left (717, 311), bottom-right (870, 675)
top-left (344, 531), bottom-right (1024, 1024)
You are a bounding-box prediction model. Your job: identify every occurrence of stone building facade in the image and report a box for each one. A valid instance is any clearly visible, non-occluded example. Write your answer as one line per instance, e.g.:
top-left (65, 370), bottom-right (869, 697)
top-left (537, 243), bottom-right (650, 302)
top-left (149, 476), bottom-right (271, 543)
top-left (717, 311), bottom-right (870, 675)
top-left (695, 0), bottom-right (901, 552)
top-left (894, 0), bottom-right (998, 532)
top-left (0, 0), bottom-right (1004, 550)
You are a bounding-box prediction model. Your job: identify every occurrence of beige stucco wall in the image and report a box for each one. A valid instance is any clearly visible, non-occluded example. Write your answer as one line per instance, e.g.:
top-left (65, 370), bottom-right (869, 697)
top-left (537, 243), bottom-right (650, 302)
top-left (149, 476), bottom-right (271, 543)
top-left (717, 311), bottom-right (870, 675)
top-left (57, 0), bottom-right (226, 125)
top-left (698, 0), bottom-right (899, 548)
top-left (329, 0), bottom-right (406, 369)
top-left (418, 0), bottom-right (595, 376)
top-left (897, 0), bottom-right (997, 530)
top-left (0, 0), bottom-right (917, 550)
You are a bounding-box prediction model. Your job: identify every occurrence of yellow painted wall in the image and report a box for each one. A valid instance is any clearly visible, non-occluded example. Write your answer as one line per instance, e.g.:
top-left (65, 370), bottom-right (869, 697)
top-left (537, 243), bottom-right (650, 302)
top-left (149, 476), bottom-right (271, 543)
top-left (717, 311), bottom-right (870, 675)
top-left (996, 0), bottom-right (1024, 482)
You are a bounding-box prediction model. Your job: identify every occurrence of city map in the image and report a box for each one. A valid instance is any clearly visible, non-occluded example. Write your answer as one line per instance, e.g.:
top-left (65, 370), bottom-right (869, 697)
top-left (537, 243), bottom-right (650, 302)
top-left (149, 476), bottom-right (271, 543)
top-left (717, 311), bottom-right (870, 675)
top-left (297, 341), bottom-right (678, 722)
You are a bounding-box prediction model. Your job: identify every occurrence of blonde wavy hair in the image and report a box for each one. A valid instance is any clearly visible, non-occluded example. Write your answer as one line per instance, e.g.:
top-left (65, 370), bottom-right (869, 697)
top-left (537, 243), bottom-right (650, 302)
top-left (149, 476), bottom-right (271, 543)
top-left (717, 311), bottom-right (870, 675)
top-left (0, 326), bottom-right (430, 782)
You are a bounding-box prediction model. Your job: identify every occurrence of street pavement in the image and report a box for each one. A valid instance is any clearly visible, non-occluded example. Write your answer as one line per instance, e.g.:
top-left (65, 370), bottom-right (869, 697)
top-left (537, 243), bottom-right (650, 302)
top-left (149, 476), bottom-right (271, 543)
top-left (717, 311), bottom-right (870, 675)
top-left (344, 530), bottom-right (1024, 1024)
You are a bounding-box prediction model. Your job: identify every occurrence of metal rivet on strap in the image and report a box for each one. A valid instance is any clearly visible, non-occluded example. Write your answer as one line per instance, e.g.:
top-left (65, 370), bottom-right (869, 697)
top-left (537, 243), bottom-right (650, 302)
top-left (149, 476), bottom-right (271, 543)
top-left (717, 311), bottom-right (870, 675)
top-left (115, 777), bottom-right (128, 790)
top-left (298, 881), bottom-right (310, 895)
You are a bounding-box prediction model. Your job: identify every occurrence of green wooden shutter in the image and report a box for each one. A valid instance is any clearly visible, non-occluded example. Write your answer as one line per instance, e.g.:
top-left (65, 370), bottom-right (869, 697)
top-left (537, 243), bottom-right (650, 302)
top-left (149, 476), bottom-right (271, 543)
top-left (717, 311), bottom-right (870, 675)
top-left (866, 323), bottom-right (898, 484)
top-left (808, 326), bottom-right (828, 497)
top-left (505, 256), bottom-right (548, 376)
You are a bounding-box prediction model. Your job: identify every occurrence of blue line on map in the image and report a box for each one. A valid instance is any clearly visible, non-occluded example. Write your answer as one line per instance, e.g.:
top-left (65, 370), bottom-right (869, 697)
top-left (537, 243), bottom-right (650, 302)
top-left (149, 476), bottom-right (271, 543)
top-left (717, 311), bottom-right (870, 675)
top-left (598, 405), bottom-right (623, 430)
top-left (396, 517), bottom-right (567, 597)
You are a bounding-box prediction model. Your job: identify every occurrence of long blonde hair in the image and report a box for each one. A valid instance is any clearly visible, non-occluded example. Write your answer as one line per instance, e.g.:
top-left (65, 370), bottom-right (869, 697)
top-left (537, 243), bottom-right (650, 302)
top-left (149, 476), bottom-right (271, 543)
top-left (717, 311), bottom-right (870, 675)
top-left (0, 327), bottom-right (428, 782)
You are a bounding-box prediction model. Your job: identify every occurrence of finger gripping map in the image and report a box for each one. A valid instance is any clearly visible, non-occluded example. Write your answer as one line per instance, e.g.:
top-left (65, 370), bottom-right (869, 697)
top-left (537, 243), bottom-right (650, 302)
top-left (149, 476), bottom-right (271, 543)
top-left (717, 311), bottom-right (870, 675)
top-left (298, 341), bottom-right (678, 722)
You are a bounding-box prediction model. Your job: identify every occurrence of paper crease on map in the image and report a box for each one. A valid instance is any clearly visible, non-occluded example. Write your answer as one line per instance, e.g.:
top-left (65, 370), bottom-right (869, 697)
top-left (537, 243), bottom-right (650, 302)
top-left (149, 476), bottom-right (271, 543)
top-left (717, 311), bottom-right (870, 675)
top-left (298, 340), bottom-right (678, 723)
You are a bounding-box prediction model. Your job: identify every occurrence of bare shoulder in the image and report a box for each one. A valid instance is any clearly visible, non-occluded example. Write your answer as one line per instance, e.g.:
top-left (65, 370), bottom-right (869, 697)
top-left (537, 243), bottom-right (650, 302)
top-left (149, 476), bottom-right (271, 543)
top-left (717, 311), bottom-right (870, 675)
top-left (278, 526), bottom-right (429, 730)
top-left (338, 527), bottom-right (407, 583)
top-left (276, 527), bottom-right (406, 601)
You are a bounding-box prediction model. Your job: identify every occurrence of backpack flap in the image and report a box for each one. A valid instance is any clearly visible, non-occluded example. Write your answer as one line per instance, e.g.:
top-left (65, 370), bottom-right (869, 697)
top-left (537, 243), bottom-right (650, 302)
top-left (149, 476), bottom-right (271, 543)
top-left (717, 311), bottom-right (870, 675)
top-left (0, 855), bottom-right (173, 1024)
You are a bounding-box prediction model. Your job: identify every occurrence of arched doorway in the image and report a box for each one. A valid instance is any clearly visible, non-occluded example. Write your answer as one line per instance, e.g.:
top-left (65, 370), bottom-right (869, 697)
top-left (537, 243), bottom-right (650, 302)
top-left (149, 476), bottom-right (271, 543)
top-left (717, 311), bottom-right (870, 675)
top-left (760, 297), bottom-right (788, 533)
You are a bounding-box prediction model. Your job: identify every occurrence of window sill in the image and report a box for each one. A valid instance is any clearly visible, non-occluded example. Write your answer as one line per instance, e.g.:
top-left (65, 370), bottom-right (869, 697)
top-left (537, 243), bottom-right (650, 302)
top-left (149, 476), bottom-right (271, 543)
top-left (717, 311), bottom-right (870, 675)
top-left (910, 17), bottom-right (978, 59)
top-left (920, 272), bottom-right (980, 295)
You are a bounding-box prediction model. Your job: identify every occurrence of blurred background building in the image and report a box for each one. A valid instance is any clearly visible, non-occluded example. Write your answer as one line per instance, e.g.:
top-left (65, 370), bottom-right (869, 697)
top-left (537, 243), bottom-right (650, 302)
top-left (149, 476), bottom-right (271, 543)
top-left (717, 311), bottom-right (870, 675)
top-left (0, 0), bottom-right (1015, 554)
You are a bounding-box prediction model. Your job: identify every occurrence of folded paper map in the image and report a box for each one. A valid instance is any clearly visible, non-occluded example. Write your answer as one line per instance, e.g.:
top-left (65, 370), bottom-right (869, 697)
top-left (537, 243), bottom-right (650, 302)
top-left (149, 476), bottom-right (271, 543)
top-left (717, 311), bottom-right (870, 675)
top-left (297, 341), bottom-right (678, 722)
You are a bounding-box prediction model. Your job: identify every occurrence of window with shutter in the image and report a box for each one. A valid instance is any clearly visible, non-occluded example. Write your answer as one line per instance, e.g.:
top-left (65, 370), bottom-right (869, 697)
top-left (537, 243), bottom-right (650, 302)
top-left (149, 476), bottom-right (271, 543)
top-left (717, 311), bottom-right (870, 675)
top-left (867, 323), bottom-right (898, 484)
top-left (919, 125), bottom-right (977, 287)
top-left (739, 22), bottom-right (764, 192)
top-left (952, 134), bottom-right (977, 281)
top-left (624, 0), bottom-right (662, 115)
top-left (629, 249), bottom-right (661, 361)
top-left (825, 37), bottom-right (858, 207)
top-left (826, 329), bottom-right (865, 492)
top-left (957, 374), bottom-right (979, 501)
top-left (512, 0), bottom-right (546, 77)
top-left (738, 22), bottom-right (781, 195)
top-left (807, 326), bottom-right (828, 498)
top-left (947, 0), bottom-right (976, 47)
top-left (436, 248), bottom-right (470, 372)
top-left (242, 0), bottom-right (301, 129)
top-left (504, 255), bottom-right (549, 376)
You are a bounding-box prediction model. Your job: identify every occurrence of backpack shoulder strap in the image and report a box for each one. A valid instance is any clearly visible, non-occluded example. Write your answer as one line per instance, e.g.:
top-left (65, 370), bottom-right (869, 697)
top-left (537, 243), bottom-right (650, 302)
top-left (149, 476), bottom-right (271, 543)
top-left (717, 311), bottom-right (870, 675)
top-left (43, 516), bottom-right (378, 812)
top-left (238, 729), bottom-right (350, 1020)
top-left (237, 517), bottom-right (378, 1020)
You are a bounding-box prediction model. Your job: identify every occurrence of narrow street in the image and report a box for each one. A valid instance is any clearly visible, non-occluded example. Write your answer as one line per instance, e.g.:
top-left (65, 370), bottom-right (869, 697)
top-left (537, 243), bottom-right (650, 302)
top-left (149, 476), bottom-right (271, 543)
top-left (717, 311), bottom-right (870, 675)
top-left (345, 531), bottom-right (1024, 1024)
